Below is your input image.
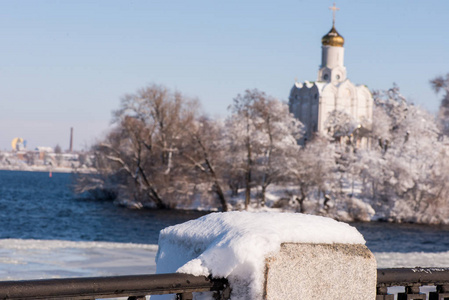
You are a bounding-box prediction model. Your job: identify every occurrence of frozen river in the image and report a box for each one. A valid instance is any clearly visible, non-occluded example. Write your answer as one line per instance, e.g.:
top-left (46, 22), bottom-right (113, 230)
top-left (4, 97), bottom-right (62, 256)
top-left (1, 170), bottom-right (449, 281)
top-left (0, 239), bottom-right (157, 280)
top-left (2, 238), bottom-right (449, 281)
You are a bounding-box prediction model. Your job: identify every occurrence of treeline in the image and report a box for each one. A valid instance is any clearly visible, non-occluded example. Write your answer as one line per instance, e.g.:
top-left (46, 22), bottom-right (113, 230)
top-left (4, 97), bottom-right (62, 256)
top-left (75, 84), bottom-right (303, 212)
top-left (75, 76), bottom-right (449, 224)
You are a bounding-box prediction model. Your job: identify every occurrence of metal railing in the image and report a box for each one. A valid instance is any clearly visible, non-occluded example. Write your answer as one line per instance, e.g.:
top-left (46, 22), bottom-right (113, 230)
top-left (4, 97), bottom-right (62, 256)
top-left (0, 273), bottom-right (230, 300)
top-left (2, 267), bottom-right (449, 300)
top-left (377, 267), bottom-right (449, 300)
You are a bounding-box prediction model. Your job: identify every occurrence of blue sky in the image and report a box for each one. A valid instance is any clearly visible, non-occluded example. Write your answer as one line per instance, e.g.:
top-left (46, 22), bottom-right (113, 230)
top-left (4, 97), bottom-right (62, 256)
top-left (0, 0), bottom-right (447, 151)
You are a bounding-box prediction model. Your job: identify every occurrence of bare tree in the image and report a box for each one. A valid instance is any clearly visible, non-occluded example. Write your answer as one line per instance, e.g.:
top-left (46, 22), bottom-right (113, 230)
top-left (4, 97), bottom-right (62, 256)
top-left (54, 144), bottom-right (62, 154)
top-left (182, 117), bottom-right (229, 211)
top-left (227, 90), bottom-right (259, 209)
top-left (98, 116), bottom-right (167, 208)
top-left (76, 84), bottom-right (199, 209)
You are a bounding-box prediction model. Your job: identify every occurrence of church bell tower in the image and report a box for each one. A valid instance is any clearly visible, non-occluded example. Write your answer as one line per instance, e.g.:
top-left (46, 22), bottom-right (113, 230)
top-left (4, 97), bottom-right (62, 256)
top-left (317, 3), bottom-right (347, 84)
top-left (289, 3), bottom-right (373, 147)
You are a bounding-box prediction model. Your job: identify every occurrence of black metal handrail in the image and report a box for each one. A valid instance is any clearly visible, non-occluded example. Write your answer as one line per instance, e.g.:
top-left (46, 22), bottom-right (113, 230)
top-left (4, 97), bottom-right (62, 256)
top-left (0, 273), bottom-right (230, 300)
top-left (2, 268), bottom-right (449, 300)
top-left (378, 267), bottom-right (449, 286)
top-left (377, 267), bottom-right (449, 300)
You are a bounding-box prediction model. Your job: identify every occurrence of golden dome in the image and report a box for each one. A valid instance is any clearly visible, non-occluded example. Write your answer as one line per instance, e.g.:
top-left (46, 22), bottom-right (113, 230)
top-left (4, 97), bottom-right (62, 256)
top-left (321, 26), bottom-right (344, 47)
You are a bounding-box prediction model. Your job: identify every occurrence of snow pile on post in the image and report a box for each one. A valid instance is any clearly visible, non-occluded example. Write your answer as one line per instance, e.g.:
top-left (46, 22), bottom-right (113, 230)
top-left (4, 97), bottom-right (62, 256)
top-left (154, 212), bottom-right (365, 299)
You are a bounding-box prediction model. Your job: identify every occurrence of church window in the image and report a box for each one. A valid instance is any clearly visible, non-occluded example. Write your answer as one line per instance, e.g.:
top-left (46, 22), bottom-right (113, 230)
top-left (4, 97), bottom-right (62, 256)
top-left (336, 74), bottom-right (341, 80)
top-left (323, 74), bottom-right (329, 80)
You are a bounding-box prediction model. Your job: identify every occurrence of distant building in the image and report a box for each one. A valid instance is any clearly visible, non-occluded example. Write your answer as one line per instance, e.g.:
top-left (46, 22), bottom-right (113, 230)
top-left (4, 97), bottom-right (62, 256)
top-left (289, 4), bottom-right (373, 147)
top-left (11, 137), bottom-right (26, 151)
top-left (35, 146), bottom-right (54, 160)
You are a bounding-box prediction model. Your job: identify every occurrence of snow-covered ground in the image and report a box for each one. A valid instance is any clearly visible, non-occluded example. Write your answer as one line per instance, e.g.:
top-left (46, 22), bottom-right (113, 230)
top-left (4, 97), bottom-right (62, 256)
top-left (0, 238), bottom-right (448, 299)
top-left (1, 238), bottom-right (449, 280)
top-left (1, 239), bottom-right (448, 277)
top-left (0, 165), bottom-right (95, 174)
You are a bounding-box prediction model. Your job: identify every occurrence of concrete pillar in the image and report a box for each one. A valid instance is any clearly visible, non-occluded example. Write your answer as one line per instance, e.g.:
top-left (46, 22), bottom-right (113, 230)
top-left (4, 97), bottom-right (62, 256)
top-left (264, 243), bottom-right (377, 299)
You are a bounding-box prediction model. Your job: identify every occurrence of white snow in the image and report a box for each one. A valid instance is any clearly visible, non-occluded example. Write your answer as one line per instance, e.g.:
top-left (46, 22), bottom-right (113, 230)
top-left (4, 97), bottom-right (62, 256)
top-left (0, 239), bottom-right (157, 280)
top-left (155, 211), bottom-right (365, 300)
top-left (376, 251), bottom-right (449, 268)
top-left (1, 237), bottom-right (449, 300)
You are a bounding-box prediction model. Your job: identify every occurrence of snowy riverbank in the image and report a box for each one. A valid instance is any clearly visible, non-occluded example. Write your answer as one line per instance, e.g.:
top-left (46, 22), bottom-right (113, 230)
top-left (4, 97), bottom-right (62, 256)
top-left (0, 166), bottom-right (95, 174)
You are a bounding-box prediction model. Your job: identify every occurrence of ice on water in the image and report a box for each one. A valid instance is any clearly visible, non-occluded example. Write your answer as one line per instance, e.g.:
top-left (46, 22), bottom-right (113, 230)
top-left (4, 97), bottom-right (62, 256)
top-left (0, 239), bottom-right (158, 280)
top-left (1, 223), bottom-right (449, 300)
top-left (1, 239), bottom-right (449, 282)
top-left (2, 237), bottom-right (449, 282)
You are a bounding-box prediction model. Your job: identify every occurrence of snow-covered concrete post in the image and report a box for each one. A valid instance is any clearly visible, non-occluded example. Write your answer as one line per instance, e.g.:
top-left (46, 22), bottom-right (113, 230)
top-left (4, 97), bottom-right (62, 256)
top-left (154, 212), bottom-right (376, 300)
top-left (264, 243), bottom-right (376, 299)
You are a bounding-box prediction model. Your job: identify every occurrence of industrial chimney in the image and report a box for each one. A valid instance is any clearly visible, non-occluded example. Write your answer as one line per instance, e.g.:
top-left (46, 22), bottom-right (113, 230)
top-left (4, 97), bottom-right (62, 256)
top-left (69, 127), bottom-right (73, 153)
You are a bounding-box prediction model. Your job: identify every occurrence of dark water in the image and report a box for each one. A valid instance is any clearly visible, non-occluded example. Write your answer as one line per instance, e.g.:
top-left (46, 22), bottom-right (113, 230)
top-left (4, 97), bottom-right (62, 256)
top-left (0, 170), bottom-right (207, 245)
top-left (0, 170), bottom-right (448, 253)
top-left (353, 221), bottom-right (449, 253)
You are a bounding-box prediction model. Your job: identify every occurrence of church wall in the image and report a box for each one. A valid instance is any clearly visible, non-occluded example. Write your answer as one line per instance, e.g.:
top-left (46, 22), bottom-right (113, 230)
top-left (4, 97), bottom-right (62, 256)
top-left (319, 90), bottom-right (337, 133)
top-left (289, 84), bottom-right (320, 142)
top-left (311, 100), bottom-right (319, 132)
top-left (336, 82), bottom-right (356, 119)
top-left (355, 86), bottom-right (373, 127)
top-left (291, 81), bottom-right (373, 139)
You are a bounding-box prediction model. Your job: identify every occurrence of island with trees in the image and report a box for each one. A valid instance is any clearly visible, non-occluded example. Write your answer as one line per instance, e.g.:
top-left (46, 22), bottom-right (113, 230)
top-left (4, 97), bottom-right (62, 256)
top-left (74, 75), bottom-right (449, 225)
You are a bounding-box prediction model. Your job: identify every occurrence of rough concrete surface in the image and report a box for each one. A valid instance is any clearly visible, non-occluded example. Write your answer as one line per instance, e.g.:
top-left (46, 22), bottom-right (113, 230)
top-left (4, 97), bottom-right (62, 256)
top-left (264, 243), bottom-right (377, 300)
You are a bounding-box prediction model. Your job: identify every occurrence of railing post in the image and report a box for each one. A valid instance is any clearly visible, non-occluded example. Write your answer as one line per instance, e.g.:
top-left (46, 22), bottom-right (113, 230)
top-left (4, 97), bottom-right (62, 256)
top-left (398, 285), bottom-right (426, 300)
top-left (212, 283), bottom-right (231, 300)
top-left (429, 284), bottom-right (449, 300)
top-left (176, 292), bottom-right (193, 300)
top-left (377, 286), bottom-right (394, 300)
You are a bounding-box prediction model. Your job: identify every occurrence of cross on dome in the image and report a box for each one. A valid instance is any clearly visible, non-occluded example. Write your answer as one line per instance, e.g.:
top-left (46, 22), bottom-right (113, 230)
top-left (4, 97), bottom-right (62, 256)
top-left (322, 3), bottom-right (344, 47)
top-left (329, 3), bottom-right (340, 26)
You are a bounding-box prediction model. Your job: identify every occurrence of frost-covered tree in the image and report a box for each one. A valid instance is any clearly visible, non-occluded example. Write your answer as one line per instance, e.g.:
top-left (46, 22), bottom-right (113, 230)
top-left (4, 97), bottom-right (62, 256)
top-left (371, 85), bottom-right (409, 150)
top-left (182, 116), bottom-right (230, 211)
top-left (226, 91), bottom-right (259, 209)
top-left (73, 81), bottom-right (449, 223)
top-left (289, 135), bottom-right (337, 213)
top-left (430, 73), bottom-right (449, 135)
top-left (359, 85), bottom-right (449, 223)
top-left (226, 90), bottom-right (304, 208)
top-left (250, 95), bottom-right (303, 206)
top-left (324, 110), bottom-right (358, 140)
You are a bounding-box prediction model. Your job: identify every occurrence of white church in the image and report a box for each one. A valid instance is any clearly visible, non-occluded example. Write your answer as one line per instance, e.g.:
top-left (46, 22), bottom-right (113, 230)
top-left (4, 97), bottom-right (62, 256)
top-left (289, 4), bottom-right (373, 147)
